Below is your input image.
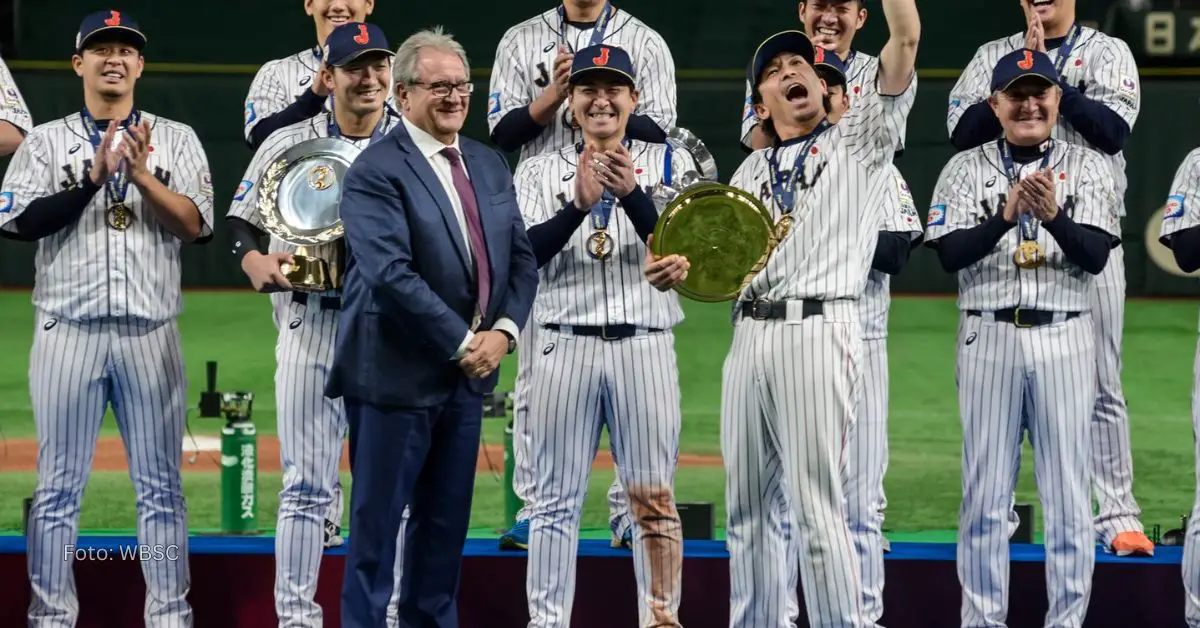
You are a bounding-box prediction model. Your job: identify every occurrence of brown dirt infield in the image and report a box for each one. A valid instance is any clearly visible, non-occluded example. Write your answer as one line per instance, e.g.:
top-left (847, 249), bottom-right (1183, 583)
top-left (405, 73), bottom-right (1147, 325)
top-left (0, 437), bottom-right (724, 473)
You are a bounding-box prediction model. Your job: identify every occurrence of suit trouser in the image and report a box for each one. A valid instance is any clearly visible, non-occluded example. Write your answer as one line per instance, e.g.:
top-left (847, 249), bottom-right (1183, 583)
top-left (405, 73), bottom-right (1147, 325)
top-left (341, 379), bottom-right (483, 628)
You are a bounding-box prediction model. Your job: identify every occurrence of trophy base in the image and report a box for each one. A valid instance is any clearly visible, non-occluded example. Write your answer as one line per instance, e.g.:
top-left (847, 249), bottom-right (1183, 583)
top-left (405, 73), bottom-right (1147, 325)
top-left (281, 255), bottom-right (339, 293)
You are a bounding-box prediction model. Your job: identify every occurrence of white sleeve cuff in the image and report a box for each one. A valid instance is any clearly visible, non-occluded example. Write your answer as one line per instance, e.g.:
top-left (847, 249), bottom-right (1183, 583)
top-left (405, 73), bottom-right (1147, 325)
top-left (492, 317), bottom-right (520, 347)
top-left (452, 330), bottom-right (474, 361)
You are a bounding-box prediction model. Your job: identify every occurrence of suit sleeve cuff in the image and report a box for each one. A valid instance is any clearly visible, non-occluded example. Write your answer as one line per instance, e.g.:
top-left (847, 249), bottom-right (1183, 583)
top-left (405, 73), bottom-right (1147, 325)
top-left (452, 330), bottom-right (475, 361)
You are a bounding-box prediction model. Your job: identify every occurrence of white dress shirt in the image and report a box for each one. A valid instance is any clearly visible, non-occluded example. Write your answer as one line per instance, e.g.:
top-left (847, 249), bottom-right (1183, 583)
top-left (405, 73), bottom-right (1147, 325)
top-left (401, 115), bottom-right (520, 359)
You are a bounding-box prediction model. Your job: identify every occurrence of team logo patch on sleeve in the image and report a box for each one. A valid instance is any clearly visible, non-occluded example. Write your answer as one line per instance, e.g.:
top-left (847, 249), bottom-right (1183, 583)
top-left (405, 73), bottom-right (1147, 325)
top-left (1165, 194), bottom-right (1186, 219)
top-left (200, 171), bottom-right (213, 196)
top-left (948, 98), bottom-right (960, 116)
top-left (2, 87), bottom-right (18, 106)
top-left (1118, 74), bottom-right (1137, 104)
top-left (488, 92), bottom-right (501, 115)
top-left (0, 191), bottom-right (12, 213)
top-left (927, 204), bottom-right (946, 226)
top-left (244, 102), bottom-right (257, 126)
top-left (234, 180), bottom-right (253, 201)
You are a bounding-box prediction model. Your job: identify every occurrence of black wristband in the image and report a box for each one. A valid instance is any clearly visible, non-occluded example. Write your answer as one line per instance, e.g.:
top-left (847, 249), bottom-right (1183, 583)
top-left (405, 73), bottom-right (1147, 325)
top-left (226, 217), bottom-right (264, 263)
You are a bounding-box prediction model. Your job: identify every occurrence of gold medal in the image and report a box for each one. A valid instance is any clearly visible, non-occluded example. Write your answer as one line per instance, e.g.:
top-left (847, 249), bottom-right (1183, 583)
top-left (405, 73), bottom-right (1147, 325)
top-left (105, 203), bottom-right (131, 231)
top-left (586, 231), bottom-right (613, 260)
top-left (1013, 240), bottom-right (1046, 269)
top-left (773, 215), bottom-right (794, 244)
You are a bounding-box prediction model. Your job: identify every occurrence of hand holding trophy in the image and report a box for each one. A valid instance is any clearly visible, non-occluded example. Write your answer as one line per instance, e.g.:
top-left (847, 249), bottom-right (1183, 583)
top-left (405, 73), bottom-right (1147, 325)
top-left (648, 127), bottom-right (779, 302)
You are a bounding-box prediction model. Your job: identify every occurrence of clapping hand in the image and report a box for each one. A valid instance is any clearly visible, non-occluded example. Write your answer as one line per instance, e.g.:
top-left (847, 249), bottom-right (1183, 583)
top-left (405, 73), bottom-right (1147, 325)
top-left (1022, 169), bottom-right (1059, 222)
top-left (594, 143), bottom-right (637, 197)
top-left (574, 146), bottom-right (605, 211)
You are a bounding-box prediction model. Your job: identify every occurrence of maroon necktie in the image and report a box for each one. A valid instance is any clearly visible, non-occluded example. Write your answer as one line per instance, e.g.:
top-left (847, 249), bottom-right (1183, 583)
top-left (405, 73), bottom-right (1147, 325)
top-left (441, 147), bottom-right (491, 319)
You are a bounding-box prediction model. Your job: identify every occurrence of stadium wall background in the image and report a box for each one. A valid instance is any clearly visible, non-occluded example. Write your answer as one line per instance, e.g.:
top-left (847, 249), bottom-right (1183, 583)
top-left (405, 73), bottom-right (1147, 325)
top-left (0, 0), bottom-right (1197, 298)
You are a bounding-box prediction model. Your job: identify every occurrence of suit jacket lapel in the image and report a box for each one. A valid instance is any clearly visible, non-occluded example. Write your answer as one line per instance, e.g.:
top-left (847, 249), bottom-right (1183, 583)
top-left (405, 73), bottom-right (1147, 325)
top-left (461, 142), bottom-right (504, 288)
top-left (395, 129), bottom-right (471, 274)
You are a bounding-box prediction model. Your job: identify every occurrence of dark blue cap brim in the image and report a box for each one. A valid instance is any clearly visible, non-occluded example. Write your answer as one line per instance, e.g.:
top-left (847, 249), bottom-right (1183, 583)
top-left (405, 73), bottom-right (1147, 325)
top-left (568, 67), bottom-right (635, 86)
top-left (78, 26), bottom-right (146, 53)
top-left (750, 31), bottom-right (815, 87)
top-left (815, 64), bottom-right (847, 87)
top-left (995, 72), bottom-right (1056, 93)
top-left (327, 48), bottom-right (394, 68)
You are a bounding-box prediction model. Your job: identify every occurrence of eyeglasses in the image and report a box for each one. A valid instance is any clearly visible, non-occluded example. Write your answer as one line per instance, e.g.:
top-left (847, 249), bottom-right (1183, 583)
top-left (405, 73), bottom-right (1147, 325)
top-left (409, 81), bottom-right (474, 98)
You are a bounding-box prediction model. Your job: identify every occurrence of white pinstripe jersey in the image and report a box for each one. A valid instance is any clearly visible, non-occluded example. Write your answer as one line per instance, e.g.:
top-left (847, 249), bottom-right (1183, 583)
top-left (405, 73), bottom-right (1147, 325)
top-left (0, 55), bottom-right (33, 134)
top-left (947, 27), bottom-right (1139, 213)
top-left (244, 48), bottom-right (324, 142)
top-left (242, 48), bottom-right (397, 143)
top-left (729, 75), bottom-right (916, 304)
top-left (1160, 147), bottom-right (1200, 330)
top-left (227, 109), bottom-right (402, 310)
top-left (515, 139), bottom-right (693, 329)
top-left (488, 7), bottom-right (677, 166)
top-left (925, 139), bottom-right (1120, 312)
top-left (860, 164), bottom-right (923, 340)
top-left (740, 50), bottom-right (910, 153)
top-left (0, 111), bottom-right (214, 323)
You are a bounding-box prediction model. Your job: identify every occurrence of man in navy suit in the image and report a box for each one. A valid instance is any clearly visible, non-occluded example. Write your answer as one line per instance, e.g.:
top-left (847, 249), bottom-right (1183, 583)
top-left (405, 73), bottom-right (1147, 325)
top-left (326, 25), bottom-right (538, 628)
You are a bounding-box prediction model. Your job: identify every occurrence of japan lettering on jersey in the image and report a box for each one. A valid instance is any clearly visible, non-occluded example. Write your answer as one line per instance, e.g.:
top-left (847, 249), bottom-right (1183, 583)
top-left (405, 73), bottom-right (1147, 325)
top-left (488, 8), bottom-right (677, 165)
top-left (0, 112), bottom-right (214, 322)
top-left (860, 164), bottom-right (924, 340)
top-left (729, 74), bottom-right (917, 304)
top-left (947, 27), bottom-right (1139, 210)
top-left (227, 110), bottom-right (402, 308)
top-left (925, 140), bottom-right (1120, 312)
top-left (1160, 147), bottom-right (1200, 330)
top-left (514, 139), bottom-right (693, 329)
top-left (740, 51), bottom-right (911, 153)
top-left (0, 55), bottom-right (33, 133)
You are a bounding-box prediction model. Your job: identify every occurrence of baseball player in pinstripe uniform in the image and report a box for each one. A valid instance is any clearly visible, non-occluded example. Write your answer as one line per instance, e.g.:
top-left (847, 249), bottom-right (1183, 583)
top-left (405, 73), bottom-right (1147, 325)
top-left (740, 0), bottom-right (912, 156)
top-left (927, 49), bottom-right (1121, 627)
top-left (650, 7), bottom-right (920, 623)
top-left (1157, 148), bottom-right (1200, 628)
top-left (946, 0), bottom-right (1153, 557)
top-left (0, 53), bottom-right (32, 156)
top-left (226, 22), bottom-right (398, 628)
top-left (732, 52), bottom-right (923, 628)
top-left (489, 0), bottom-right (679, 551)
top-left (0, 12), bottom-right (213, 626)
top-left (242, 0), bottom-right (375, 150)
top-left (516, 44), bottom-right (690, 627)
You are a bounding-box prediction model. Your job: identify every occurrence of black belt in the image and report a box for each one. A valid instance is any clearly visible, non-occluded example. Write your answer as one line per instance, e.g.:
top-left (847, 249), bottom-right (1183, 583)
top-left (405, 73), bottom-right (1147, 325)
top-left (542, 323), bottom-right (663, 341)
top-left (967, 308), bottom-right (1080, 328)
top-left (292, 293), bottom-right (341, 311)
top-left (740, 299), bottom-right (824, 321)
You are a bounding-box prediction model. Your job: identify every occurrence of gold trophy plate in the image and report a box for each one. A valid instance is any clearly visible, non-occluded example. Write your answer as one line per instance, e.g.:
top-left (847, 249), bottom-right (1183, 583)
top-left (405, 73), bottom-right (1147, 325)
top-left (650, 183), bottom-right (777, 302)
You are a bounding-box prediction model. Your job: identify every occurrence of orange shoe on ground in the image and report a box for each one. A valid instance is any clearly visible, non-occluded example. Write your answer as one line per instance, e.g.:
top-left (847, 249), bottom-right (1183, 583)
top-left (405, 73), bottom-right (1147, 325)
top-left (1110, 531), bottom-right (1155, 557)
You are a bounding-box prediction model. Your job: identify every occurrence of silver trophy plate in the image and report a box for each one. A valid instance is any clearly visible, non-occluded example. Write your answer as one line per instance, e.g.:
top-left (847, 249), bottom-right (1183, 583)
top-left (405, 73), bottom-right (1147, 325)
top-left (257, 136), bottom-right (363, 246)
top-left (651, 127), bottom-right (721, 212)
top-left (667, 126), bottom-right (719, 181)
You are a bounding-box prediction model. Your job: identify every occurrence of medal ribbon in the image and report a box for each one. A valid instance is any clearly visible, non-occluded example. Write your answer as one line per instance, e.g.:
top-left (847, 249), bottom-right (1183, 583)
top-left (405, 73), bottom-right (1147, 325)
top-left (997, 138), bottom-right (1052, 243)
top-left (767, 120), bottom-right (830, 212)
top-left (80, 107), bottom-right (140, 207)
top-left (327, 105), bottom-right (394, 144)
top-left (558, 0), bottom-right (613, 51)
top-left (1051, 22), bottom-right (1083, 77)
